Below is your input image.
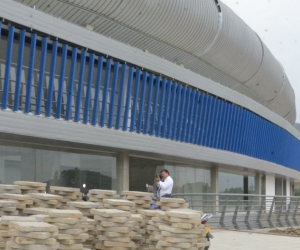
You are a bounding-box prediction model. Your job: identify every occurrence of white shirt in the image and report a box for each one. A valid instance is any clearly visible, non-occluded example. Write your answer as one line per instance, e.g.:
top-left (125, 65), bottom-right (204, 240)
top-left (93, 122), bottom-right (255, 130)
top-left (158, 176), bottom-right (173, 197)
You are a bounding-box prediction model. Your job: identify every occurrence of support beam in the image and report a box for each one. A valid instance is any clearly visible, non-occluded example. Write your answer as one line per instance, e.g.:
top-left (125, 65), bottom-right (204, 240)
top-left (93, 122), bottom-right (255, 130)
top-left (211, 165), bottom-right (219, 214)
top-left (114, 153), bottom-right (129, 193)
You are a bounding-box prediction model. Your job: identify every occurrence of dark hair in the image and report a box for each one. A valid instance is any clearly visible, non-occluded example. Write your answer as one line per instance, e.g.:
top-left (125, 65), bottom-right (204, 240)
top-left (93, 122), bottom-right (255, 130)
top-left (161, 169), bottom-right (170, 175)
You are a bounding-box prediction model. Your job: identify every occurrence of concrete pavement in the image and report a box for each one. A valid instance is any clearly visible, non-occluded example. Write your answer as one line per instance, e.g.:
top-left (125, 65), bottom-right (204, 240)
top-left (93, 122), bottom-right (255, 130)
top-left (211, 230), bottom-right (300, 250)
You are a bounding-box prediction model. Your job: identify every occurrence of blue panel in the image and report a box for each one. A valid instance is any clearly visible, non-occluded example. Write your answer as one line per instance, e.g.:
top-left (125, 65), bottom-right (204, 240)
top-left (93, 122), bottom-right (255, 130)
top-left (66, 48), bottom-right (78, 121)
top-left (45, 41), bottom-right (58, 117)
top-left (221, 102), bottom-right (231, 150)
top-left (200, 95), bottom-right (210, 146)
top-left (108, 62), bottom-right (120, 128)
top-left (210, 99), bottom-right (221, 148)
top-left (190, 92), bottom-right (200, 144)
top-left (35, 37), bottom-right (48, 115)
top-left (235, 108), bottom-right (245, 153)
top-left (25, 33), bottom-right (37, 114)
top-left (2, 26), bottom-right (14, 110)
top-left (196, 93), bottom-right (206, 145)
top-left (242, 111), bottom-right (250, 155)
top-left (172, 85), bottom-right (182, 140)
top-left (143, 73), bottom-right (154, 134)
top-left (215, 100), bottom-right (225, 149)
top-left (137, 71), bottom-right (148, 134)
top-left (168, 83), bottom-right (178, 140)
top-left (122, 67), bottom-right (134, 131)
top-left (177, 86), bottom-right (187, 141)
top-left (181, 87), bottom-right (191, 141)
top-left (115, 64), bottom-right (127, 130)
top-left (186, 89), bottom-right (196, 143)
top-left (100, 59), bottom-right (112, 127)
top-left (156, 78), bottom-right (167, 137)
top-left (150, 75), bottom-right (161, 136)
top-left (162, 80), bottom-right (172, 138)
top-left (92, 56), bottom-right (104, 126)
top-left (56, 44), bottom-right (68, 119)
top-left (228, 105), bottom-right (237, 151)
top-left (83, 53), bottom-right (95, 124)
top-left (206, 97), bottom-right (217, 147)
top-left (130, 69), bottom-right (141, 132)
top-left (13, 29), bottom-right (26, 112)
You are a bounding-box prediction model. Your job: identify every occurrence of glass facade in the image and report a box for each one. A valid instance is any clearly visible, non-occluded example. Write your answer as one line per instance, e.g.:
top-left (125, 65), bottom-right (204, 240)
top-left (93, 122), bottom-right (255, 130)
top-left (0, 144), bottom-right (117, 192)
top-left (129, 156), bottom-right (211, 194)
top-left (219, 172), bottom-right (256, 194)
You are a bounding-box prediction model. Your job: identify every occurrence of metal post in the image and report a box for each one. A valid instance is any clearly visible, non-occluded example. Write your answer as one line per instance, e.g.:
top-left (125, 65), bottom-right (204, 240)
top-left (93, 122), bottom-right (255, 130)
top-left (267, 197), bottom-right (275, 228)
top-left (276, 197), bottom-right (284, 227)
top-left (285, 197), bottom-right (292, 227)
top-left (292, 199), bottom-right (299, 226)
top-left (220, 195), bottom-right (228, 228)
top-left (256, 197), bottom-right (265, 229)
top-left (232, 198), bottom-right (241, 230)
top-left (245, 198), bottom-right (253, 230)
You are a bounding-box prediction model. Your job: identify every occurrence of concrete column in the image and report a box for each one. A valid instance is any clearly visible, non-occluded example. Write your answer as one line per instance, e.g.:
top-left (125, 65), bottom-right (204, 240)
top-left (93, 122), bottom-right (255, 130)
top-left (114, 153), bottom-right (129, 193)
top-left (255, 174), bottom-right (261, 195)
top-left (211, 165), bottom-right (219, 214)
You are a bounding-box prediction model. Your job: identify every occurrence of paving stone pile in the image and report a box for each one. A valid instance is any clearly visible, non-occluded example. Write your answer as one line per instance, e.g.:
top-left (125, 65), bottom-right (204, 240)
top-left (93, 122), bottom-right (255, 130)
top-left (29, 193), bottom-right (64, 209)
top-left (0, 216), bottom-right (38, 249)
top-left (157, 210), bottom-right (207, 250)
top-left (32, 209), bottom-right (89, 250)
top-left (68, 201), bottom-right (102, 250)
top-left (0, 185), bottom-right (21, 194)
top-left (130, 214), bottom-right (146, 249)
top-left (49, 186), bottom-right (81, 209)
top-left (88, 190), bottom-right (120, 205)
top-left (14, 181), bottom-right (46, 194)
top-left (0, 200), bottom-right (19, 217)
top-left (0, 194), bottom-right (33, 216)
top-left (103, 199), bottom-right (136, 213)
top-left (158, 197), bottom-right (189, 210)
top-left (91, 209), bottom-right (136, 249)
top-left (137, 209), bottom-right (166, 249)
top-left (122, 191), bottom-right (153, 210)
top-left (6, 221), bottom-right (59, 250)
top-left (23, 207), bottom-right (50, 216)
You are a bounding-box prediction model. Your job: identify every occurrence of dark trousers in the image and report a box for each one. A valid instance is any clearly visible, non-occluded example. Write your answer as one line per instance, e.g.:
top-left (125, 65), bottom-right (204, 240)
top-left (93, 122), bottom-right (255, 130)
top-left (161, 193), bottom-right (172, 198)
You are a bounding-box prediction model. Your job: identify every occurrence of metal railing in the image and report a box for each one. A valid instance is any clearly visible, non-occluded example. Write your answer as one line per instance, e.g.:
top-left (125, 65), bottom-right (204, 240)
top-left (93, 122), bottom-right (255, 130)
top-left (173, 193), bottom-right (300, 230)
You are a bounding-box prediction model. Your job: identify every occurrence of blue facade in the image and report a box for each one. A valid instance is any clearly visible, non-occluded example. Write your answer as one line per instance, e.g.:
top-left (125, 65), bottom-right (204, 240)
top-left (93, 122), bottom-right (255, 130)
top-left (0, 24), bottom-right (299, 171)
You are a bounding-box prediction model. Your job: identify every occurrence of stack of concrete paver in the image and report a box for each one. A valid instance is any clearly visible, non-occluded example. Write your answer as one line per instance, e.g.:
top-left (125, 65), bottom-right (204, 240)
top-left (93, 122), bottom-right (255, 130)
top-left (49, 186), bottom-right (81, 209)
top-left (156, 210), bottom-right (206, 250)
top-left (14, 181), bottom-right (46, 194)
top-left (91, 209), bottom-right (136, 249)
top-left (130, 214), bottom-right (146, 249)
top-left (0, 194), bottom-right (33, 215)
top-left (0, 185), bottom-right (21, 194)
top-left (137, 209), bottom-right (166, 249)
top-left (88, 190), bottom-right (120, 205)
top-left (0, 200), bottom-right (19, 217)
top-left (0, 216), bottom-right (38, 249)
top-left (24, 207), bottom-right (50, 216)
top-left (29, 193), bottom-right (64, 209)
top-left (68, 201), bottom-right (102, 250)
top-left (6, 221), bottom-right (59, 250)
top-left (158, 197), bottom-right (189, 210)
top-left (122, 191), bottom-right (152, 210)
top-left (103, 199), bottom-right (136, 213)
top-left (41, 209), bottom-right (89, 250)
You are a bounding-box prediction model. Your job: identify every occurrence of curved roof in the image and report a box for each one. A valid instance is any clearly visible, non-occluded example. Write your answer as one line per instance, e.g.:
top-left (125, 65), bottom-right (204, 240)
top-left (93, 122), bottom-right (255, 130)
top-left (14, 0), bottom-right (296, 124)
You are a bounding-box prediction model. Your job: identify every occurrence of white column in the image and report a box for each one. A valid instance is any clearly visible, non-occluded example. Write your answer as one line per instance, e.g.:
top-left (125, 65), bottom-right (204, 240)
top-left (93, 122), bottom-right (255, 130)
top-left (286, 180), bottom-right (291, 197)
top-left (114, 153), bottom-right (129, 193)
top-left (265, 175), bottom-right (275, 196)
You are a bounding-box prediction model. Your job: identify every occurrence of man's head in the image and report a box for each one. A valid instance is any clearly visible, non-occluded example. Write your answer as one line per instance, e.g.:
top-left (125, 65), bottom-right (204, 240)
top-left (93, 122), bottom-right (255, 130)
top-left (160, 169), bottom-right (170, 180)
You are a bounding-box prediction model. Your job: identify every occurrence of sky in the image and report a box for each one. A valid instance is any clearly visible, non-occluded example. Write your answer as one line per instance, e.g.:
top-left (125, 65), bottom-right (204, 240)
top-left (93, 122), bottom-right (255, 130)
top-left (221, 0), bottom-right (300, 123)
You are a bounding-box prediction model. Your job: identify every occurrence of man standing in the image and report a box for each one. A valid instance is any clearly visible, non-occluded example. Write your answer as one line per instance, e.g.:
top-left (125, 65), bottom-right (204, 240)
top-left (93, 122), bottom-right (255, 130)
top-left (156, 169), bottom-right (173, 198)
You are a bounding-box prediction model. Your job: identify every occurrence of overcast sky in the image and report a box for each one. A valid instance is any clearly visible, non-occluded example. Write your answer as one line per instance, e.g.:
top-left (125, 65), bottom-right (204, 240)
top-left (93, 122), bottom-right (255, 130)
top-left (222, 0), bottom-right (300, 123)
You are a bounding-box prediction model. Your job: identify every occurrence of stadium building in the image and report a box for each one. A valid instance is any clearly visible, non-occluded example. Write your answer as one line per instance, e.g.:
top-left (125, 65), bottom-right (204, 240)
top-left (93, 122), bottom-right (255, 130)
top-left (0, 0), bottom-right (299, 198)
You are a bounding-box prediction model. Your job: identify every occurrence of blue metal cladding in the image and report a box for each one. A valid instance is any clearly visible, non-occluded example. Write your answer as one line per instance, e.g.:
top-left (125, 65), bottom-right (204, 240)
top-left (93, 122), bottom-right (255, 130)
top-left (83, 53), bottom-right (95, 124)
top-left (130, 69), bottom-right (141, 132)
top-left (56, 44), bottom-right (68, 119)
top-left (2, 25), bottom-right (300, 172)
top-left (108, 62), bottom-right (120, 129)
top-left (66, 48), bottom-right (78, 121)
top-left (24, 33), bottom-right (37, 114)
top-left (13, 29), bottom-right (26, 112)
top-left (35, 37), bottom-right (48, 116)
top-left (92, 56), bottom-right (104, 126)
